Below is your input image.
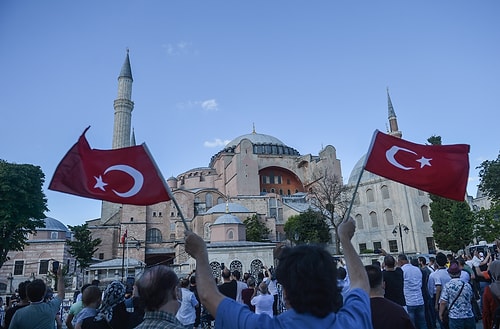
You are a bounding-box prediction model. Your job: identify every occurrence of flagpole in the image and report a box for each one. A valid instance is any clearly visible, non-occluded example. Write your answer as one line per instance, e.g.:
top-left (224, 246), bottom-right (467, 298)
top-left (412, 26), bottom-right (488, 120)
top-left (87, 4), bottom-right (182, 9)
top-left (142, 143), bottom-right (190, 231)
top-left (344, 130), bottom-right (379, 222)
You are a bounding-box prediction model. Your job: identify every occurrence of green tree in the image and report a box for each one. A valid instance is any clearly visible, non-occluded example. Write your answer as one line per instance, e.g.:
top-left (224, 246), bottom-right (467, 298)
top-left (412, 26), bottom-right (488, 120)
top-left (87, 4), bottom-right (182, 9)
top-left (427, 136), bottom-right (474, 253)
top-left (67, 224), bottom-right (102, 269)
top-left (477, 152), bottom-right (500, 201)
top-left (0, 160), bottom-right (47, 269)
top-left (473, 202), bottom-right (500, 243)
top-left (309, 170), bottom-right (351, 253)
top-left (243, 215), bottom-right (271, 242)
top-left (284, 209), bottom-right (330, 245)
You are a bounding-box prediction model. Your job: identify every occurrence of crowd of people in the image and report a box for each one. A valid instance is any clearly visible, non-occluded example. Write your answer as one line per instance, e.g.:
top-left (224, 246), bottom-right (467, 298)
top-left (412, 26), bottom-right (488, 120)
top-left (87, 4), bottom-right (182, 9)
top-left (1, 221), bottom-right (499, 329)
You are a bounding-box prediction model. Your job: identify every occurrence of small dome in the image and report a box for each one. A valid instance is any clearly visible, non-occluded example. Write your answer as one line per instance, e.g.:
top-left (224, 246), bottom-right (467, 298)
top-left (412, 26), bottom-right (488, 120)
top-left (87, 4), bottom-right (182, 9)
top-left (37, 217), bottom-right (69, 232)
top-left (167, 176), bottom-right (178, 181)
top-left (213, 213), bottom-right (243, 225)
top-left (226, 132), bottom-right (286, 148)
top-left (347, 154), bottom-right (379, 185)
top-left (205, 203), bottom-right (252, 214)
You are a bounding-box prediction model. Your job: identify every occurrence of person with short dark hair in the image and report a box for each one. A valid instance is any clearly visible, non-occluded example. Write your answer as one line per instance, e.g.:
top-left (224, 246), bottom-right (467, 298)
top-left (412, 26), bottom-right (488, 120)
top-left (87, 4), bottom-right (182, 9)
top-left (398, 254), bottom-right (426, 329)
top-left (176, 278), bottom-right (199, 328)
top-left (365, 264), bottom-right (415, 329)
top-left (382, 254), bottom-right (405, 306)
top-left (134, 265), bottom-right (185, 329)
top-left (218, 268), bottom-right (237, 300)
top-left (232, 270), bottom-right (248, 304)
top-left (431, 252), bottom-right (451, 329)
top-left (4, 281), bottom-right (30, 329)
top-left (184, 217), bottom-right (372, 329)
top-left (9, 267), bottom-right (65, 329)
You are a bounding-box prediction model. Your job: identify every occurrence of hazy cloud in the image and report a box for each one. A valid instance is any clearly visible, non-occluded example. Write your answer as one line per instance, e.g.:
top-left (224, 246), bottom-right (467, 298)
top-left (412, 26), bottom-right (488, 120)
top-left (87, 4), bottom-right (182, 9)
top-left (176, 99), bottom-right (219, 112)
top-left (204, 138), bottom-right (230, 148)
top-left (201, 99), bottom-right (219, 111)
top-left (162, 41), bottom-right (197, 56)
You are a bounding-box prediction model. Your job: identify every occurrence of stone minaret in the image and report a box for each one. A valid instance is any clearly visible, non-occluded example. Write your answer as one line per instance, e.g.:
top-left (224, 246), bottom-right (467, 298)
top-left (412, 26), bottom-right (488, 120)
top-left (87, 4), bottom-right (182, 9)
top-left (387, 88), bottom-right (402, 139)
top-left (101, 50), bottom-right (135, 223)
top-left (113, 50), bottom-right (134, 149)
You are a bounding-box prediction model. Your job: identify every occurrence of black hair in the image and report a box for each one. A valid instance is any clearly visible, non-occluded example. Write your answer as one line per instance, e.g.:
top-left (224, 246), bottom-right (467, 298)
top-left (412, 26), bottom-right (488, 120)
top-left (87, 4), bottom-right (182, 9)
top-left (436, 252), bottom-right (447, 267)
top-left (365, 265), bottom-right (383, 289)
top-left (232, 270), bottom-right (241, 280)
top-left (18, 281), bottom-right (30, 300)
top-left (26, 279), bottom-right (47, 302)
top-left (384, 255), bottom-right (396, 268)
top-left (189, 275), bottom-right (196, 285)
top-left (136, 265), bottom-right (178, 311)
top-left (275, 244), bottom-right (340, 318)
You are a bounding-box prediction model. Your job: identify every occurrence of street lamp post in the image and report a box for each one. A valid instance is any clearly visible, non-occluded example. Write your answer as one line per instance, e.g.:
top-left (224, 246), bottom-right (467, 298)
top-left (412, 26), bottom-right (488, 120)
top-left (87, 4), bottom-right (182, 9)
top-left (121, 236), bottom-right (141, 282)
top-left (7, 272), bottom-right (13, 293)
top-left (392, 223), bottom-right (410, 255)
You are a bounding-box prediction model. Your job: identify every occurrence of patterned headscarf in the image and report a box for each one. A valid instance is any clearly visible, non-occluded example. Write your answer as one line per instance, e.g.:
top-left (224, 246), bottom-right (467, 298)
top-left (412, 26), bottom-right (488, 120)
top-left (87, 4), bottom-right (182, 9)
top-left (94, 281), bottom-right (126, 322)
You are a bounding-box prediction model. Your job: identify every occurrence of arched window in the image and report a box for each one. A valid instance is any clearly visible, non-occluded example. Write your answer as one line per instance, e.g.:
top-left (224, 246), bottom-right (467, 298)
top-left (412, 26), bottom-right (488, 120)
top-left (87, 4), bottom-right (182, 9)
top-left (366, 189), bottom-right (374, 202)
top-left (210, 262), bottom-right (221, 281)
top-left (250, 259), bottom-right (264, 279)
top-left (146, 228), bottom-right (162, 243)
top-left (355, 214), bottom-right (364, 230)
top-left (370, 211), bottom-right (378, 228)
top-left (206, 194), bottom-right (213, 208)
top-left (381, 185), bottom-right (390, 199)
top-left (230, 260), bottom-right (243, 274)
top-left (384, 209), bottom-right (394, 225)
top-left (204, 222), bottom-right (211, 240)
top-left (227, 229), bottom-right (234, 240)
top-left (217, 197), bottom-right (225, 204)
top-left (421, 205), bottom-right (430, 222)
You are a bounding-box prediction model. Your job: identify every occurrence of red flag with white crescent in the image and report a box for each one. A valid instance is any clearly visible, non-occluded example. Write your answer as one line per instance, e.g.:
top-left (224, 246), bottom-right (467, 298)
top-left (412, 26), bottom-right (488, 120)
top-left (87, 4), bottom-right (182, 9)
top-left (364, 130), bottom-right (470, 201)
top-left (49, 127), bottom-right (171, 205)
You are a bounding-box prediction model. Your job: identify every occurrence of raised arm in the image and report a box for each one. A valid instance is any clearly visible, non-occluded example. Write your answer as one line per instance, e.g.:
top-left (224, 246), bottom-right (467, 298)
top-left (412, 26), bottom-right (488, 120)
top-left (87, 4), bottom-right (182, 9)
top-left (185, 230), bottom-right (225, 317)
top-left (338, 217), bottom-right (370, 294)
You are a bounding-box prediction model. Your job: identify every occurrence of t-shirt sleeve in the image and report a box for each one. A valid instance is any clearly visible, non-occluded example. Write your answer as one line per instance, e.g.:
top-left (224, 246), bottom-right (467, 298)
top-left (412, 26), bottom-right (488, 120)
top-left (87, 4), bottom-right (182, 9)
top-left (215, 297), bottom-right (275, 329)
top-left (191, 294), bottom-right (199, 307)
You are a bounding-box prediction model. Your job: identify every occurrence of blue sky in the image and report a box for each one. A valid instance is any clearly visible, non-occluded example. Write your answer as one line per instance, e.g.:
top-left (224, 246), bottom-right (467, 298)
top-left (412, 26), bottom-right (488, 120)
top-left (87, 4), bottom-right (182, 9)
top-left (1, 1), bottom-right (499, 227)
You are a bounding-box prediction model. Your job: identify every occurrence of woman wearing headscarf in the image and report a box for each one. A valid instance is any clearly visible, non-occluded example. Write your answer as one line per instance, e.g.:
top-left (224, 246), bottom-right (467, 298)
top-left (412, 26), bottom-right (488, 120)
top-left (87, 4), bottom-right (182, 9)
top-left (81, 280), bottom-right (129, 329)
top-left (482, 260), bottom-right (500, 329)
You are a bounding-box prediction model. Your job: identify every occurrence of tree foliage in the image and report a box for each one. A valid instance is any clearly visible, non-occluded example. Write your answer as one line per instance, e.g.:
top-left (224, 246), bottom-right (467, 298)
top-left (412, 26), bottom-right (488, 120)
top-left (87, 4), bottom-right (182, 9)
top-left (67, 223), bottom-right (102, 269)
top-left (243, 215), bottom-right (271, 242)
top-left (308, 170), bottom-right (351, 253)
top-left (427, 136), bottom-right (474, 253)
top-left (0, 160), bottom-right (48, 269)
top-left (430, 195), bottom-right (474, 253)
top-left (477, 152), bottom-right (500, 201)
top-left (473, 202), bottom-right (500, 243)
top-left (284, 209), bottom-right (330, 245)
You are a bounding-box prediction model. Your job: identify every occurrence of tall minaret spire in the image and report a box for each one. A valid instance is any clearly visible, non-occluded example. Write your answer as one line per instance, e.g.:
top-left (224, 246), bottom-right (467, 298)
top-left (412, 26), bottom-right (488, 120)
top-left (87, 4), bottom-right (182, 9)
top-left (387, 87), bottom-right (402, 139)
top-left (112, 49), bottom-right (134, 149)
top-left (102, 50), bottom-right (135, 223)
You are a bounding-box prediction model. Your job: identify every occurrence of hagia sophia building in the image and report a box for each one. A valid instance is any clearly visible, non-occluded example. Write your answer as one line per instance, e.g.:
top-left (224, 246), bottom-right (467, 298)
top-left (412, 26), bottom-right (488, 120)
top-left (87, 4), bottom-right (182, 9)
top-left (0, 51), bottom-right (444, 291)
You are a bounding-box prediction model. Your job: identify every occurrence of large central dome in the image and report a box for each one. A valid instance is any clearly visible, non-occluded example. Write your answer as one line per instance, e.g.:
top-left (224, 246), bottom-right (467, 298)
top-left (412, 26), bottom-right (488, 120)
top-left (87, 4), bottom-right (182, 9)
top-left (226, 132), bottom-right (286, 149)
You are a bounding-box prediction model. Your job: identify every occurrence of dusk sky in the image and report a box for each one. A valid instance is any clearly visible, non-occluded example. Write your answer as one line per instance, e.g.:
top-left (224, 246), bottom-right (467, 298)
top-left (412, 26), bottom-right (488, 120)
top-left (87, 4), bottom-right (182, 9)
top-left (1, 1), bottom-right (499, 227)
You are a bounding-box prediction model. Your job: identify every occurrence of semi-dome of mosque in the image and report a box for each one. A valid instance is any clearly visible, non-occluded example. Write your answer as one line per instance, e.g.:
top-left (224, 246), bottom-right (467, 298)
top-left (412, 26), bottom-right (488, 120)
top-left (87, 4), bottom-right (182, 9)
top-left (347, 154), bottom-right (379, 185)
top-left (205, 203), bottom-right (252, 214)
top-left (37, 217), bottom-right (69, 232)
top-left (213, 213), bottom-right (243, 225)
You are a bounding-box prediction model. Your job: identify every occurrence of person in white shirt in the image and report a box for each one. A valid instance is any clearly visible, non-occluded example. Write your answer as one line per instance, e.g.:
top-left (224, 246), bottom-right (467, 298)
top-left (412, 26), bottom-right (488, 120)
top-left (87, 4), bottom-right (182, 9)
top-left (398, 254), bottom-right (426, 329)
top-left (250, 282), bottom-right (274, 318)
top-left (176, 278), bottom-right (199, 328)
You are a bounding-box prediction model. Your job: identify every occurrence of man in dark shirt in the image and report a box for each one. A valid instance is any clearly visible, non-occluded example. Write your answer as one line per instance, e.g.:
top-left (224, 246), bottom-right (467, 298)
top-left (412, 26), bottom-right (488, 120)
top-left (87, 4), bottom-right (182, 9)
top-left (366, 265), bottom-right (415, 329)
top-left (4, 281), bottom-right (30, 329)
top-left (382, 254), bottom-right (406, 306)
top-left (218, 268), bottom-right (237, 300)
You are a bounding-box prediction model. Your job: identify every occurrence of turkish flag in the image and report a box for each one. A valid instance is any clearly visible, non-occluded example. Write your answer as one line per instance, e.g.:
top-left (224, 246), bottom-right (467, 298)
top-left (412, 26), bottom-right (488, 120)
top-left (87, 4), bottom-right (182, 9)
top-left (364, 130), bottom-right (470, 201)
top-left (49, 127), bottom-right (171, 205)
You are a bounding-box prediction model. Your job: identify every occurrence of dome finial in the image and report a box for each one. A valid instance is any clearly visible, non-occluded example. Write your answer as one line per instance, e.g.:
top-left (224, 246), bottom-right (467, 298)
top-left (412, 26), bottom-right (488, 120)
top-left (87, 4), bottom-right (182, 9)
top-left (252, 123), bottom-right (256, 134)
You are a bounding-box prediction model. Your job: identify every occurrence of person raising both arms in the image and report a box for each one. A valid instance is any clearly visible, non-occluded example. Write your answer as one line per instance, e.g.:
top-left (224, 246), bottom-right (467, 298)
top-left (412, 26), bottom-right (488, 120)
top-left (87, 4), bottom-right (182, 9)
top-left (184, 217), bottom-right (372, 329)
